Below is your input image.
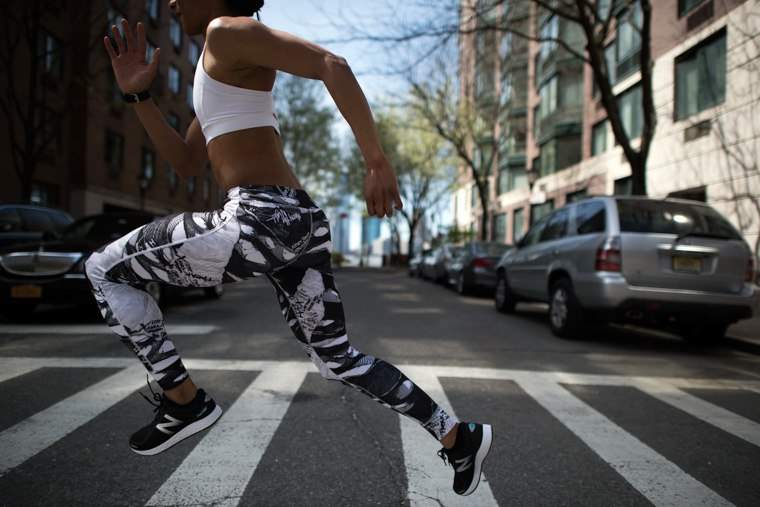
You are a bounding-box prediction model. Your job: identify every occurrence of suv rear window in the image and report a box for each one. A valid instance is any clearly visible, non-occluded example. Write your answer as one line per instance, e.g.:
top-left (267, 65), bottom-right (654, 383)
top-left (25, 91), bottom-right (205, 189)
top-left (473, 242), bottom-right (510, 257)
top-left (616, 199), bottom-right (741, 240)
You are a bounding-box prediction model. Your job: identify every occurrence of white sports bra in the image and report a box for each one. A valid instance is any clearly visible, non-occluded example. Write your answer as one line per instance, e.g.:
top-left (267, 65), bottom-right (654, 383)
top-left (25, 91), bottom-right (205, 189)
top-left (192, 46), bottom-right (280, 145)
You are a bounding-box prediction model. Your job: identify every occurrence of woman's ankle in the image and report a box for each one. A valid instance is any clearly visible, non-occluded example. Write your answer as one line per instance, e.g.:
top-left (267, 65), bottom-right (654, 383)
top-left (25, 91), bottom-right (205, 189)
top-left (441, 423), bottom-right (459, 449)
top-left (164, 378), bottom-right (198, 405)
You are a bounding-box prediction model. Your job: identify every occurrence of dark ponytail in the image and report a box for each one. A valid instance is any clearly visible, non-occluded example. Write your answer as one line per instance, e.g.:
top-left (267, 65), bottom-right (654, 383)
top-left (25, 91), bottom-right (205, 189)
top-left (225, 0), bottom-right (264, 19)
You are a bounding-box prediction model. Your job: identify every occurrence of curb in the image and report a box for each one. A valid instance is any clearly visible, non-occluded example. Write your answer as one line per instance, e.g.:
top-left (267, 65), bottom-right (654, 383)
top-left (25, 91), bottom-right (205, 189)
top-left (724, 336), bottom-right (760, 355)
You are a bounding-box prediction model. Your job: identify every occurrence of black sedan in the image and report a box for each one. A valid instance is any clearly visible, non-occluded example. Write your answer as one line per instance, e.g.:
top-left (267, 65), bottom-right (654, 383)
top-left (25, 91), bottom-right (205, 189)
top-left (446, 241), bottom-right (512, 295)
top-left (0, 211), bottom-right (224, 319)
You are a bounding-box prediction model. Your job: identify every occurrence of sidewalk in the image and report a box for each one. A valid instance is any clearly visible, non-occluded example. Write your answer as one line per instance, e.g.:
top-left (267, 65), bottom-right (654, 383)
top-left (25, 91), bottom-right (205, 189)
top-left (726, 317), bottom-right (760, 355)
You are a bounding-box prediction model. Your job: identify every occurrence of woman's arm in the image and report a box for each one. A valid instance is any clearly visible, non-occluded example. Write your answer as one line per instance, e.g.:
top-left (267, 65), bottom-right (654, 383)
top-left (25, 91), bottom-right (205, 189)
top-left (104, 19), bottom-right (207, 178)
top-left (205, 17), bottom-right (403, 217)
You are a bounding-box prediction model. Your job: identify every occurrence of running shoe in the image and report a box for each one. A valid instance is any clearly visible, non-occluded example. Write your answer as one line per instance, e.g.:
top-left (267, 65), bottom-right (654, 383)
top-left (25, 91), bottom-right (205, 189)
top-left (437, 422), bottom-right (493, 496)
top-left (129, 380), bottom-right (222, 456)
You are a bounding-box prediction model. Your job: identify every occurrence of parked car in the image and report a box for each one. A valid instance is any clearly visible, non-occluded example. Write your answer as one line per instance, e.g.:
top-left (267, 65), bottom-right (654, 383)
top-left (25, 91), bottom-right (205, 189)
top-left (494, 196), bottom-right (759, 343)
top-left (421, 244), bottom-right (462, 284)
top-left (447, 241), bottom-right (512, 294)
top-left (0, 211), bottom-right (224, 319)
top-left (419, 248), bottom-right (439, 280)
top-left (408, 249), bottom-right (429, 277)
top-left (0, 204), bottom-right (74, 250)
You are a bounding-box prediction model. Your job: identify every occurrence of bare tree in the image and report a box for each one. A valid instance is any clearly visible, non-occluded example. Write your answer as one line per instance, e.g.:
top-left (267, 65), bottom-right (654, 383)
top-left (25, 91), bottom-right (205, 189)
top-left (0, 0), bottom-right (112, 202)
top-left (325, 0), bottom-right (657, 196)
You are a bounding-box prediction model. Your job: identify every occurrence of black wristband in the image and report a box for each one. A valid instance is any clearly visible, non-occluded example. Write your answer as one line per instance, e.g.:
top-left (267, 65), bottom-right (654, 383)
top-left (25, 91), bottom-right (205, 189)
top-left (123, 90), bottom-right (151, 103)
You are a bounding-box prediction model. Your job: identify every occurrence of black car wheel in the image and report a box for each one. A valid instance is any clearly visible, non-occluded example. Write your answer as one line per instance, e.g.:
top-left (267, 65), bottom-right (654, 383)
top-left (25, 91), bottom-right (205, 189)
top-left (204, 284), bottom-right (224, 299)
top-left (494, 272), bottom-right (517, 314)
top-left (548, 278), bottom-right (583, 339)
top-left (456, 272), bottom-right (469, 295)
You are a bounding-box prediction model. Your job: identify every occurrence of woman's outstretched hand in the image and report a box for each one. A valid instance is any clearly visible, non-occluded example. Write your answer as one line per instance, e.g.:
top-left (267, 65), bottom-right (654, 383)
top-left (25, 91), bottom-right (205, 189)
top-left (363, 156), bottom-right (403, 218)
top-left (103, 19), bottom-right (160, 94)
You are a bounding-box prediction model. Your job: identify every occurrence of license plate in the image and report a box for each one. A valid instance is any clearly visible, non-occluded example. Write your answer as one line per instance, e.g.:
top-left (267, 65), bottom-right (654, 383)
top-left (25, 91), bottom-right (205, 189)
top-left (11, 284), bottom-right (42, 298)
top-left (672, 256), bottom-right (701, 273)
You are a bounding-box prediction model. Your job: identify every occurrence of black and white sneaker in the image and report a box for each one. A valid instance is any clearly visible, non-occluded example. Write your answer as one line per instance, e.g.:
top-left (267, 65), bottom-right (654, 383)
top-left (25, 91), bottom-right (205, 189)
top-left (437, 422), bottom-right (493, 496)
top-left (129, 381), bottom-right (223, 456)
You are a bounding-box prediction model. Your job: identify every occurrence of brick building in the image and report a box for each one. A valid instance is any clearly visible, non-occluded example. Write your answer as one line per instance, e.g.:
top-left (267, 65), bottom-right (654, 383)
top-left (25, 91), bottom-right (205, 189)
top-left (0, 0), bottom-right (224, 218)
top-left (454, 0), bottom-right (760, 253)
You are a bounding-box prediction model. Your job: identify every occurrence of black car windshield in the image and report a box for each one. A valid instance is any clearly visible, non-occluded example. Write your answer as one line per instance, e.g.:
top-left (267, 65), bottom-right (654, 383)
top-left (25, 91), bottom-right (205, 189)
top-left (473, 242), bottom-right (511, 256)
top-left (616, 199), bottom-right (741, 240)
top-left (62, 214), bottom-right (153, 242)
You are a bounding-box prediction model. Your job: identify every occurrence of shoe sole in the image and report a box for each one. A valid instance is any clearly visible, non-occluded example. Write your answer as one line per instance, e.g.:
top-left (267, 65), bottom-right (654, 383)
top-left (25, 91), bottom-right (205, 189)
top-left (131, 404), bottom-right (223, 456)
top-left (460, 424), bottom-right (493, 496)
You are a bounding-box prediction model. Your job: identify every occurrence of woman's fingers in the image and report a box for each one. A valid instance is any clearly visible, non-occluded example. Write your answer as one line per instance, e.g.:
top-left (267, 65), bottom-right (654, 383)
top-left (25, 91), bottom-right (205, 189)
top-left (136, 22), bottom-right (147, 59)
top-left (103, 36), bottom-right (117, 60)
top-left (111, 25), bottom-right (126, 55)
top-left (123, 19), bottom-right (138, 55)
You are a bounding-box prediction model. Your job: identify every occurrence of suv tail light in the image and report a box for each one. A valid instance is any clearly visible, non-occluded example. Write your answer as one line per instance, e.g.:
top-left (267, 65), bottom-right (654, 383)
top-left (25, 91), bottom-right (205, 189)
top-left (596, 236), bottom-right (622, 272)
top-left (472, 257), bottom-right (494, 269)
top-left (747, 256), bottom-right (756, 283)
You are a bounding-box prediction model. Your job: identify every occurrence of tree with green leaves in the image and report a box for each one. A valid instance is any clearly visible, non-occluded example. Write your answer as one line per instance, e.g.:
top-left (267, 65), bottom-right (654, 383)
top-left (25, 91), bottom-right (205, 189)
top-left (275, 73), bottom-right (343, 208)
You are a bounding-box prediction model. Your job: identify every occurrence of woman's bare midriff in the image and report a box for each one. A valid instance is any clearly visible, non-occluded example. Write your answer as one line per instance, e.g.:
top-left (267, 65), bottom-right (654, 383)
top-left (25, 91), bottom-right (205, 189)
top-left (202, 49), bottom-right (303, 194)
top-left (206, 127), bottom-right (303, 193)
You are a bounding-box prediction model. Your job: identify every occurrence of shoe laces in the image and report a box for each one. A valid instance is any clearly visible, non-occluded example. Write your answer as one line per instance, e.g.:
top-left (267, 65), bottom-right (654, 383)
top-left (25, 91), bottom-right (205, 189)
top-left (138, 375), bottom-right (166, 415)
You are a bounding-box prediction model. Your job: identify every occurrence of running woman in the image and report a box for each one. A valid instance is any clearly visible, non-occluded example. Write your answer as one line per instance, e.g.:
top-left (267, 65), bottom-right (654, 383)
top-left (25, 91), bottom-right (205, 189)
top-left (87, 0), bottom-right (491, 495)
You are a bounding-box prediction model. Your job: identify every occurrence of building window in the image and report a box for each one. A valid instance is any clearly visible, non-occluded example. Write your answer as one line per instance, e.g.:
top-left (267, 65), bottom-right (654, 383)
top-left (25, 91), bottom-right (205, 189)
top-left (530, 200), bottom-right (554, 225)
top-left (512, 208), bottom-right (525, 242)
top-left (30, 182), bottom-right (60, 207)
top-left (170, 15), bottom-right (183, 51)
top-left (38, 30), bottom-right (63, 78)
top-left (203, 173), bottom-right (211, 202)
top-left (539, 139), bottom-right (556, 177)
top-left (146, 0), bottom-right (160, 22)
top-left (566, 188), bottom-right (587, 203)
top-left (166, 165), bottom-right (178, 193)
top-left (538, 15), bottom-right (559, 61)
top-left (679, 0), bottom-right (707, 16)
top-left (614, 176), bottom-right (632, 195)
top-left (187, 83), bottom-right (194, 110)
top-left (532, 104), bottom-right (540, 142)
top-left (493, 213), bottom-right (507, 243)
top-left (539, 75), bottom-right (558, 120)
top-left (141, 148), bottom-right (155, 182)
top-left (616, 3), bottom-right (642, 80)
top-left (105, 130), bottom-right (124, 175)
top-left (675, 29), bottom-right (726, 121)
top-left (167, 112), bottom-right (180, 132)
top-left (591, 120), bottom-right (608, 156)
top-left (188, 40), bottom-right (201, 66)
top-left (168, 65), bottom-right (181, 95)
top-left (186, 175), bottom-right (196, 196)
top-left (617, 84), bottom-right (642, 140)
top-left (471, 183), bottom-right (478, 208)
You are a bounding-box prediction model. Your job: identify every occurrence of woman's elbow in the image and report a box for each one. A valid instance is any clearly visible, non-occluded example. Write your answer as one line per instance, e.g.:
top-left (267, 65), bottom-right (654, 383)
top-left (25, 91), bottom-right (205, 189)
top-left (321, 53), bottom-right (351, 83)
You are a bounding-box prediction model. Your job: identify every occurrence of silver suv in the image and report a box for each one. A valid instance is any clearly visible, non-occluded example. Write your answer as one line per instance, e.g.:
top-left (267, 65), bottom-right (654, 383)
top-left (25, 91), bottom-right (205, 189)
top-left (494, 196), bottom-right (759, 343)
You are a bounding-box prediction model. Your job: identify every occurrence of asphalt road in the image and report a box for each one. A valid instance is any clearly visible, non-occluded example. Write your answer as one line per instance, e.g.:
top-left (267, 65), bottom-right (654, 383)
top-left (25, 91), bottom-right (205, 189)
top-left (1, 267), bottom-right (759, 506)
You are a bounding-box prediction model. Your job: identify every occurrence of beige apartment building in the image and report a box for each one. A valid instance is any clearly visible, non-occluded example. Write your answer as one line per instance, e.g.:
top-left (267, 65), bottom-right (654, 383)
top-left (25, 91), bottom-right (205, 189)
top-left (453, 0), bottom-right (760, 253)
top-left (1, 0), bottom-right (224, 218)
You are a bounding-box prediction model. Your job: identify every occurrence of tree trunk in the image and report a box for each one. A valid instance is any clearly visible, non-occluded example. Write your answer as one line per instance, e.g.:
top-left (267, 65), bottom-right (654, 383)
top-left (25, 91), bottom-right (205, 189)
top-left (630, 154), bottom-right (647, 196)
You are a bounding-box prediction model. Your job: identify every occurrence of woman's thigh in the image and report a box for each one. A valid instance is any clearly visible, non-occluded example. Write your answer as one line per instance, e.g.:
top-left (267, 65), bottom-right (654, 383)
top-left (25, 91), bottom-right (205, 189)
top-left (88, 208), bottom-right (241, 287)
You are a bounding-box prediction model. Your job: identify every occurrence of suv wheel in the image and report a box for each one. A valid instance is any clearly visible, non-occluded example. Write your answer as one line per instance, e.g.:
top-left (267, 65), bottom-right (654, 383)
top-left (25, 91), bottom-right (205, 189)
top-left (679, 322), bottom-right (729, 345)
top-left (549, 279), bottom-right (583, 339)
top-left (456, 272), bottom-right (469, 295)
top-left (494, 272), bottom-right (517, 314)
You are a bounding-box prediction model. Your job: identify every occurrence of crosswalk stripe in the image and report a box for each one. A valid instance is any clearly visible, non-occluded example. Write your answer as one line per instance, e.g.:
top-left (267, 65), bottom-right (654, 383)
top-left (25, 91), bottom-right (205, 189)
top-left (0, 366), bottom-right (145, 477)
top-left (146, 363), bottom-right (309, 507)
top-left (513, 374), bottom-right (733, 507)
top-left (0, 324), bottom-right (218, 335)
top-left (634, 379), bottom-right (760, 448)
top-left (399, 366), bottom-right (498, 506)
top-left (0, 359), bottom-right (42, 383)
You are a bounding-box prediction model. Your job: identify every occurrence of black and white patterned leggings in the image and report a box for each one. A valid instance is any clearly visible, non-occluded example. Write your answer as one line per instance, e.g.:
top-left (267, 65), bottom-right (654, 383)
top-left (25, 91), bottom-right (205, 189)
top-left (85, 184), bottom-right (457, 441)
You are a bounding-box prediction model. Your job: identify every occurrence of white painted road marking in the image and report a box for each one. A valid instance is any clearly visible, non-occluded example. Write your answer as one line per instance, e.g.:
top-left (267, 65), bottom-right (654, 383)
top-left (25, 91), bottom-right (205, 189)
top-left (399, 366), bottom-right (498, 507)
top-left (1, 356), bottom-right (758, 506)
top-left (0, 324), bottom-right (218, 335)
top-left (146, 363), bottom-right (309, 507)
top-left (0, 366), bottom-right (145, 477)
top-left (513, 374), bottom-right (733, 507)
